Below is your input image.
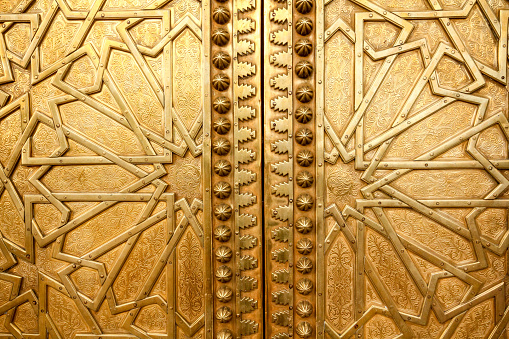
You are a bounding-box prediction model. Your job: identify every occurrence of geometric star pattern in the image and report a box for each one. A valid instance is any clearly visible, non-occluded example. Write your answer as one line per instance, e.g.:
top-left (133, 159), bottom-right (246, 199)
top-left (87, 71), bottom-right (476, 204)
top-left (1, 0), bottom-right (509, 338)
top-left (0, 0), bottom-right (205, 337)
top-left (321, 0), bottom-right (509, 337)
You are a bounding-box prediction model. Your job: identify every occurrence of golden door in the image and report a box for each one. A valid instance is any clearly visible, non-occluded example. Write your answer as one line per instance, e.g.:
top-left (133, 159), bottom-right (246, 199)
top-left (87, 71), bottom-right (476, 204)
top-left (0, 0), bottom-right (508, 338)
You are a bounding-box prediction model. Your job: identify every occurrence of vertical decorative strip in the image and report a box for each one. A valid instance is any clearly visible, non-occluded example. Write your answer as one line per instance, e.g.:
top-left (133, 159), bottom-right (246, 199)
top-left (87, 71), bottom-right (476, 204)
top-left (315, 0), bottom-right (325, 337)
top-left (233, 0), bottom-right (263, 336)
top-left (293, 0), bottom-right (317, 338)
top-left (203, 0), bottom-right (213, 338)
top-left (210, 0), bottom-right (236, 336)
top-left (265, 0), bottom-right (294, 337)
top-left (210, 0), bottom-right (263, 337)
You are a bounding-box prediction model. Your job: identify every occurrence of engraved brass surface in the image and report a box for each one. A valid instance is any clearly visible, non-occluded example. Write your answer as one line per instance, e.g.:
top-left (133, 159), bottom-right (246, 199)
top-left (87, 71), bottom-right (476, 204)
top-left (318, 1), bottom-right (509, 338)
top-left (1, 0), bottom-right (509, 338)
top-left (0, 0), bottom-right (209, 337)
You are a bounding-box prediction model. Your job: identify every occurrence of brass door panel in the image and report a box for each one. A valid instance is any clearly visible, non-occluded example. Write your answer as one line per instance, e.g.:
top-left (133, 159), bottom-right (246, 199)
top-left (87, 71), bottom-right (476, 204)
top-left (318, 1), bottom-right (509, 338)
top-left (265, 0), bottom-right (509, 337)
top-left (1, 0), bottom-right (509, 338)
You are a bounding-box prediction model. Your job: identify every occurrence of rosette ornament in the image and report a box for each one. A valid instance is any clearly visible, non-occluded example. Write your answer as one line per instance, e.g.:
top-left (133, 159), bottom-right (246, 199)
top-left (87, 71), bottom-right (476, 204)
top-left (297, 150), bottom-right (314, 167)
top-left (296, 193), bottom-right (314, 211)
top-left (296, 256), bottom-right (313, 274)
top-left (213, 181), bottom-right (232, 199)
top-left (295, 128), bottom-right (313, 145)
top-left (212, 6), bottom-right (230, 25)
top-left (296, 0), bottom-right (313, 14)
top-left (216, 286), bottom-right (233, 302)
top-left (215, 246), bottom-right (233, 263)
top-left (213, 117), bottom-right (231, 134)
top-left (296, 85), bottom-right (314, 103)
top-left (214, 225), bottom-right (231, 242)
top-left (296, 238), bottom-right (313, 255)
top-left (214, 203), bottom-right (232, 221)
top-left (212, 28), bottom-right (230, 46)
top-left (212, 52), bottom-right (231, 70)
top-left (212, 74), bottom-right (230, 91)
top-left (295, 60), bottom-right (313, 78)
top-left (296, 278), bottom-right (313, 295)
top-left (295, 106), bottom-right (313, 123)
top-left (216, 329), bottom-right (233, 339)
top-left (296, 171), bottom-right (314, 188)
top-left (216, 306), bottom-right (233, 323)
top-left (296, 321), bottom-right (313, 338)
top-left (296, 17), bottom-right (313, 36)
top-left (296, 216), bottom-right (313, 234)
top-left (296, 300), bottom-right (313, 318)
top-left (213, 138), bottom-right (231, 155)
top-left (214, 160), bottom-right (232, 176)
top-left (295, 39), bottom-right (312, 57)
top-left (215, 265), bottom-right (232, 282)
top-left (213, 96), bottom-right (231, 114)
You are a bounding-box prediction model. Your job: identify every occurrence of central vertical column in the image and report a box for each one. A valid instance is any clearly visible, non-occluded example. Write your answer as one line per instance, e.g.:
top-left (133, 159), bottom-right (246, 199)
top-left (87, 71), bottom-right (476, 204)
top-left (265, 0), bottom-right (319, 337)
top-left (232, 0), bottom-right (263, 336)
top-left (208, 0), bottom-right (263, 337)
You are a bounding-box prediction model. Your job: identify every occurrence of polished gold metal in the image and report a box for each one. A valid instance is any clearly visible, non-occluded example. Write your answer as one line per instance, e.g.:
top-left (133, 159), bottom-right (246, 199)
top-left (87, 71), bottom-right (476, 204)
top-left (295, 0), bottom-right (314, 15)
top-left (213, 96), bottom-right (232, 113)
top-left (214, 225), bottom-right (232, 242)
top-left (1, 0), bottom-right (508, 337)
top-left (295, 106), bottom-right (313, 124)
top-left (212, 6), bottom-right (231, 25)
top-left (295, 17), bottom-right (313, 36)
top-left (212, 28), bottom-right (230, 46)
top-left (296, 217), bottom-right (314, 234)
top-left (214, 159), bottom-right (232, 176)
top-left (295, 39), bottom-right (313, 57)
top-left (296, 300), bottom-right (313, 318)
top-left (213, 52), bottom-right (232, 70)
top-left (296, 170), bottom-right (314, 188)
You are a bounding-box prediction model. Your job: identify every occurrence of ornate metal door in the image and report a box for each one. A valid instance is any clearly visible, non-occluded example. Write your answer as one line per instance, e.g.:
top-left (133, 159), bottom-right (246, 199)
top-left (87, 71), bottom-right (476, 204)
top-left (1, 0), bottom-right (509, 338)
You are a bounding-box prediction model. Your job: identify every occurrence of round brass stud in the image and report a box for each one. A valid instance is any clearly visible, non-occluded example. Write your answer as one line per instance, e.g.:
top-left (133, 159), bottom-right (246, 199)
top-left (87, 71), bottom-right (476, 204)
top-left (214, 225), bottom-right (232, 242)
top-left (214, 203), bottom-right (232, 221)
top-left (296, 193), bottom-right (314, 211)
top-left (295, 106), bottom-right (313, 124)
top-left (296, 321), bottom-right (313, 338)
top-left (217, 329), bottom-right (233, 339)
top-left (297, 150), bottom-right (314, 167)
top-left (215, 265), bottom-right (232, 282)
top-left (296, 238), bottom-right (313, 255)
top-left (214, 160), bottom-right (232, 176)
top-left (296, 216), bottom-right (313, 234)
top-left (296, 256), bottom-right (313, 274)
top-left (213, 181), bottom-right (231, 199)
top-left (296, 17), bottom-right (313, 36)
top-left (213, 6), bottom-right (230, 25)
top-left (296, 300), bottom-right (313, 318)
top-left (296, 85), bottom-right (314, 103)
top-left (216, 306), bottom-right (233, 323)
top-left (295, 128), bottom-right (313, 145)
top-left (296, 278), bottom-right (313, 295)
top-left (296, 171), bottom-right (314, 188)
top-left (295, 39), bottom-right (312, 57)
top-left (213, 138), bottom-right (231, 155)
top-left (212, 28), bottom-right (230, 46)
top-left (216, 286), bottom-right (233, 303)
top-left (212, 52), bottom-right (231, 70)
top-left (213, 117), bottom-right (231, 134)
top-left (215, 246), bottom-right (233, 263)
top-left (295, 60), bottom-right (313, 78)
top-left (296, 0), bottom-right (313, 14)
top-left (213, 96), bottom-right (231, 114)
top-left (212, 74), bottom-right (230, 91)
